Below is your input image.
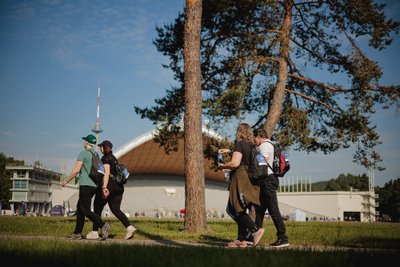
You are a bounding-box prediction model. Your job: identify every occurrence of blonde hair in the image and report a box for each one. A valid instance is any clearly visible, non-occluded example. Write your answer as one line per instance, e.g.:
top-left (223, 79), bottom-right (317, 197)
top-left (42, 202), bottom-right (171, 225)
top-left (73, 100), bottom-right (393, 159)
top-left (235, 123), bottom-right (255, 144)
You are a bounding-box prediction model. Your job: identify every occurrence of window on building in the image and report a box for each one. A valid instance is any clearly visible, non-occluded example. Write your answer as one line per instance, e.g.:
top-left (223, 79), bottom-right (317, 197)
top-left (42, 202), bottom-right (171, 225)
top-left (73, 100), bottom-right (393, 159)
top-left (17, 170), bottom-right (26, 178)
top-left (343, 211), bottom-right (360, 222)
top-left (14, 180), bottom-right (28, 189)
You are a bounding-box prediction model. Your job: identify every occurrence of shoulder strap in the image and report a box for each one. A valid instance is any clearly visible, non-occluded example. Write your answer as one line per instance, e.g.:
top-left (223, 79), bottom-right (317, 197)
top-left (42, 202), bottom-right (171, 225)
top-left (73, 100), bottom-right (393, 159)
top-left (246, 142), bottom-right (257, 166)
top-left (109, 154), bottom-right (119, 178)
top-left (263, 140), bottom-right (275, 172)
top-left (82, 149), bottom-right (95, 175)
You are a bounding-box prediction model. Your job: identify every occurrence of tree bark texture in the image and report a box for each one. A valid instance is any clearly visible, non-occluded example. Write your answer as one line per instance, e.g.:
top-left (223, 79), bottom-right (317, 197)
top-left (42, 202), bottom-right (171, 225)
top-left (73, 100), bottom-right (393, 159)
top-left (266, 0), bottom-right (293, 138)
top-left (183, 0), bottom-right (207, 232)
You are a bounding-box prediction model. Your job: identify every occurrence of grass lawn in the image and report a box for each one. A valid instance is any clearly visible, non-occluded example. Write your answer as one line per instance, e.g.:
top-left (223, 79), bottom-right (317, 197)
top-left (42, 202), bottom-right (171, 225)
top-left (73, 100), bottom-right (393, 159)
top-left (0, 216), bottom-right (399, 266)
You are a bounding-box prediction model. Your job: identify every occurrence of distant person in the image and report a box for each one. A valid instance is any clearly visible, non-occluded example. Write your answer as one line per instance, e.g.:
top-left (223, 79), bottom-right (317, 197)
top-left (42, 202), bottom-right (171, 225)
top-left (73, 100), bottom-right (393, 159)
top-left (253, 128), bottom-right (289, 247)
top-left (86, 140), bottom-right (137, 240)
top-left (218, 123), bottom-right (265, 248)
top-left (61, 134), bottom-right (110, 240)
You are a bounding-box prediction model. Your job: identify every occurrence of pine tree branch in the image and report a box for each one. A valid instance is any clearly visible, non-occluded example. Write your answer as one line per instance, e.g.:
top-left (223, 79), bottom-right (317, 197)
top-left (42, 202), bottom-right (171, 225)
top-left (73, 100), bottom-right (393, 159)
top-left (285, 88), bottom-right (340, 114)
top-left (288, 73), bottom-right (349, 92)
top-left (290, 37), bottom-right (344, 65)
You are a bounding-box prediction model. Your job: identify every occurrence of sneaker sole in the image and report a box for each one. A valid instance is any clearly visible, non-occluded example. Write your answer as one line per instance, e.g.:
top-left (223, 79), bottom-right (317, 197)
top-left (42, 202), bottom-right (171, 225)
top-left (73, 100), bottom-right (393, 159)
top-left (67, 236), bottom-right (82, 240)
top-left (252, 228), bottom-right (265, 247)
top-left (101, 224), bottom-right (110, 240)
top-left (244, 241), bottom-right (254, 246)
top-left (270, 243), bottom-right (290, 248)
top-left (124, 229), bottom-right (137, 240)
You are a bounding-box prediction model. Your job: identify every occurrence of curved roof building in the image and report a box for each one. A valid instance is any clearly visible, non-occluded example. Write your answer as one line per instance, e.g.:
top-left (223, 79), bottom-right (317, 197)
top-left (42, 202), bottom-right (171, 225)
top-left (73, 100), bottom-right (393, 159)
top-left (114, 127), bottom-right (227, 183)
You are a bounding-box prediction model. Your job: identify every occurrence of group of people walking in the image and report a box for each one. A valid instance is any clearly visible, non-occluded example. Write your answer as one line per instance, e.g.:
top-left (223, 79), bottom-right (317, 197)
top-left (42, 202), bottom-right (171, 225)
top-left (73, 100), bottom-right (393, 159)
top-left (61, 125), bottom-right (288, 248)
top-left (218, 123), bottom-right (289, 248)
top-left (61, 134), bottom-right (137, 241)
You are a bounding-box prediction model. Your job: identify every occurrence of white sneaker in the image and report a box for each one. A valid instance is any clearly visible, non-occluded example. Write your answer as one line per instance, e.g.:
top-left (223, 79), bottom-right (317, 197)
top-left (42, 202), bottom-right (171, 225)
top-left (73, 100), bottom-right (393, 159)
top-left (86, 231), bottom-right (100, 240)
top-left (124, 225), bottom-right (137, 240)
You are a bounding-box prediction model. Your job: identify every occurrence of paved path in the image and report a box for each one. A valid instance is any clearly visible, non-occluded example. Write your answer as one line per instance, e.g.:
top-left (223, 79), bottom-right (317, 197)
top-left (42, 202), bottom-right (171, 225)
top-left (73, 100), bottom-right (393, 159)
top-left (1, 234), bottom-right (396, 252)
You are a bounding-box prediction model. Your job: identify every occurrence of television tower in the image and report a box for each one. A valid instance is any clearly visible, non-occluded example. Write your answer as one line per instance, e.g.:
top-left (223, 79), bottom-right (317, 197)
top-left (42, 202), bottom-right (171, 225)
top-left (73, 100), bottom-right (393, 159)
top-left (92, 80), bottom-right (103, 150)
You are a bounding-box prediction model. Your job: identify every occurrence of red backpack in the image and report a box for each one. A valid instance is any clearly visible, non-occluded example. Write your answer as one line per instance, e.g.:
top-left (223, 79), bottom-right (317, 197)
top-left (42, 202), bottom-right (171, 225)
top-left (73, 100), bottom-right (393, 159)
top-left (266, 141), bottom-right (290, 177)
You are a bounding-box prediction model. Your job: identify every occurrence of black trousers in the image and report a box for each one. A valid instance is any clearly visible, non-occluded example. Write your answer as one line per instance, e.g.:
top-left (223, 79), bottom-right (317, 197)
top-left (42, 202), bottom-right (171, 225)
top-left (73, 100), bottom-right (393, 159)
top-left (226, 201), bottom-right (258, 241)
top-left (255, 175), bottom-right (288, 241)
top-left (74, 186), bottom-right (105, 234)
top-left (92, 186), bottom-right (130, 231)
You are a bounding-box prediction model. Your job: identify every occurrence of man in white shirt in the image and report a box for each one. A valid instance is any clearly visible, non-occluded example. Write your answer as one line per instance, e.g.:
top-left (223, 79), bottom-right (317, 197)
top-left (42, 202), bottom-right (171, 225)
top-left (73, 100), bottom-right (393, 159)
top-left (253, 128), bottom-right (289, 248)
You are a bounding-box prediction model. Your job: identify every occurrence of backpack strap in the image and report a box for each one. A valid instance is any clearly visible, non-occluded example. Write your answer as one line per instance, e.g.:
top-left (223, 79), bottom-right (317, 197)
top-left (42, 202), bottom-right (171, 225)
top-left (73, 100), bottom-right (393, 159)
top-left (264, 140), bottom-right (275, 173)
top-left (109, 154), bottom-right (119, 178)
top-left (82, 149), bottom-right (95, 175)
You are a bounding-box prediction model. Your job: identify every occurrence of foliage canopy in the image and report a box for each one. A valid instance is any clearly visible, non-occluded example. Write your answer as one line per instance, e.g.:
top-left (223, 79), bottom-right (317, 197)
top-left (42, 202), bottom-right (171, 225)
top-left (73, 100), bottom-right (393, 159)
top-left (134, 0), bottom-right (399, 170)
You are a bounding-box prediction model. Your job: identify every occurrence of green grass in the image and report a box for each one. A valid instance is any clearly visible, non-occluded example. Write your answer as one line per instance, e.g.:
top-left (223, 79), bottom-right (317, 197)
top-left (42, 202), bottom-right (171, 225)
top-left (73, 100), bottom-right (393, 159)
top-left (0, 216), bottom-right (399, 266)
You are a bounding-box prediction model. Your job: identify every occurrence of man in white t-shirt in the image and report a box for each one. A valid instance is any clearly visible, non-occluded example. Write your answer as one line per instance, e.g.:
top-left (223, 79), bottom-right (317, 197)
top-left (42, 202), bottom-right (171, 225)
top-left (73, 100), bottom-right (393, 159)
top-left (253, 128), bottom-right (289, 248)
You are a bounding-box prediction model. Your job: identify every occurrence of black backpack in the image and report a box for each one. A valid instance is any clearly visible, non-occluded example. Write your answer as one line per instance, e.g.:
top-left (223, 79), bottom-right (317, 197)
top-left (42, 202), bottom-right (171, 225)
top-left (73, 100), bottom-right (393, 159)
top-left (84, 149), bottom-right (105, 185)
top-left (247, 144), bottom-right (269, 180)
top-left (110, 156), bottom-right (130, 185)
top-left (266, 141), bottom-right (290, 177)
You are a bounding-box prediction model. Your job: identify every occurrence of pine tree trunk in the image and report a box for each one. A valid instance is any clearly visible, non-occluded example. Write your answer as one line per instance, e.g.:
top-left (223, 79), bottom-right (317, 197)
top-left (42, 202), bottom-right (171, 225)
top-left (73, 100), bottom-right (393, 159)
top-left (183, 0), bottom-right (207, 232)
top-left (266, 0), bottom-right (293, 137)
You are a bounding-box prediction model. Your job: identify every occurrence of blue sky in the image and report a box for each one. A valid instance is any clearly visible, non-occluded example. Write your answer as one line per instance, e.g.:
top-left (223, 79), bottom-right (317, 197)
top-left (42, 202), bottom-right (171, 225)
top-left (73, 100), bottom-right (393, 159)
top-left (0, 0), bottom-right (399, 187)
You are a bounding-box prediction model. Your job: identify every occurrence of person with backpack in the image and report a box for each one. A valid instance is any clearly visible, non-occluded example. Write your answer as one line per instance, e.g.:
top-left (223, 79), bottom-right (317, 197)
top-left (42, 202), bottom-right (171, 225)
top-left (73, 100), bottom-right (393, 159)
top-left (86, 140), bottom-right (137, 240)
top-left (218, 123), bottom-right (265, 248)
top-left (61, 134), bottom-right (110, 240)
top-left (253, 128), bottom-right (289, 247)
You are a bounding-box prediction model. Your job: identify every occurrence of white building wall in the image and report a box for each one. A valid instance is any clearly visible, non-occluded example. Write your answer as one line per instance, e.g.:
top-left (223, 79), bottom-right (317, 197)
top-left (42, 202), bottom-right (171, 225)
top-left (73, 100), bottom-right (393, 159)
top-left (277, 191), bottom-right (375, 222)
top-left (50, 175), bottom-right (376, 222)
top-left (120, 175), bottom-right (229, 218)
top-left (337, 192), bottom-right (362, 214)
top-left (279, 192), bottom-right (341, 218)
top-left (51, 181), bottom-right (78, 207)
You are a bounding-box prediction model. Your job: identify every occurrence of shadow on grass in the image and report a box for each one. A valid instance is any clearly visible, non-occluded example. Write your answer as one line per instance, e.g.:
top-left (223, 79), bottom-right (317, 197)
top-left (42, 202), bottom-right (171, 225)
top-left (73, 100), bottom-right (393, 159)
top-left (136, 230), bottom-right (195, 247)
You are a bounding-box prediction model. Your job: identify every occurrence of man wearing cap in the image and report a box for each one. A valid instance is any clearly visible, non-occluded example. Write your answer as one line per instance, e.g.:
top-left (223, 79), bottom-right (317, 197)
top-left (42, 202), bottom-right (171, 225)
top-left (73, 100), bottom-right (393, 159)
top-left (86, 140), bottom-right (137, 240)
top-left (61, 134), bottom-right (111, 240)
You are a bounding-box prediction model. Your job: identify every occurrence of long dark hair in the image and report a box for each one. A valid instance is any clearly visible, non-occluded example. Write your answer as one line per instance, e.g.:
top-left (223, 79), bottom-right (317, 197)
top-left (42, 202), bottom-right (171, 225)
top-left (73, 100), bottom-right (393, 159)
top-left (235, 123), bottom-right (255, 145)
top-left (101, 145), bottom-right (114, 164)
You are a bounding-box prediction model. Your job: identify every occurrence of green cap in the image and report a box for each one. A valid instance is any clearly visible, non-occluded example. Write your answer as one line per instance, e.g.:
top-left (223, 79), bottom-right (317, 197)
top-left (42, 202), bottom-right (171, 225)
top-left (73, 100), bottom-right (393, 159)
top-left (82, 134), bottom-right (97, 145)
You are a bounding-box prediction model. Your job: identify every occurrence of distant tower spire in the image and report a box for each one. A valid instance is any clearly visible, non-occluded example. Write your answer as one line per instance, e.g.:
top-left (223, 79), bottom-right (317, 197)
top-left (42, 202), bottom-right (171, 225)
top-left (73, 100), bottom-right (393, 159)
top-left (92, 80), bottom-right (103, 148)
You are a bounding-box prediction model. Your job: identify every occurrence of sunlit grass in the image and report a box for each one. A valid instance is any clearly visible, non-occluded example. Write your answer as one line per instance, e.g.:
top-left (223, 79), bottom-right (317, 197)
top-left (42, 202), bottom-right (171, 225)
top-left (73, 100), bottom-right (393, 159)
top-left (0, 216), bottom-right (399, 248)
top-left (0, 217), bottom-right (399, 266)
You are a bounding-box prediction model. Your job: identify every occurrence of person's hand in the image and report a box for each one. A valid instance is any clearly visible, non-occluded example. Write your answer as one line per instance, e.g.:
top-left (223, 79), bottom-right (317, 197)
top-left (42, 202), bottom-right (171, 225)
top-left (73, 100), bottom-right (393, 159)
top-left (218, 148), bottom-right (231, 154)
top-left (102, 188), bottom-right (109, 199)
top-left (61, 180), bottom-right (68, 187)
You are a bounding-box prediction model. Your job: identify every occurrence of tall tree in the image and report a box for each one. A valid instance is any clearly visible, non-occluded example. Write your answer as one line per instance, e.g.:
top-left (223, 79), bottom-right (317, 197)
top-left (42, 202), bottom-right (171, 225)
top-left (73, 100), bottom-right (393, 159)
top-left (0, 153), bottom-right (25, 209)
top-left (135, 1), bottom-right (399, 178)
top-left (183, 0), bottom-right (207, 231)
top-left (376, 178), bottom-right (400, 221)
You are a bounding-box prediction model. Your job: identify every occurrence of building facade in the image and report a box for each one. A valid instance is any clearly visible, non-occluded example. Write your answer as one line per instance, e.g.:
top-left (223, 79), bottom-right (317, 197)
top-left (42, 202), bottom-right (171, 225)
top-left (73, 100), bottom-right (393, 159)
top-left (6, 165), bottom-right (64, 215)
